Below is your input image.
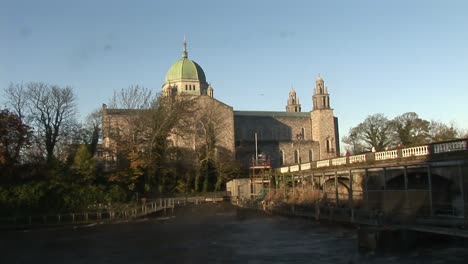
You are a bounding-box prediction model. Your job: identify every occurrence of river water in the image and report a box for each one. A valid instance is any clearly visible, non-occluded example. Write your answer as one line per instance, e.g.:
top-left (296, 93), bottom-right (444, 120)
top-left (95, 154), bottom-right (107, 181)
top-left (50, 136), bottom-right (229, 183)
top-left (1, 202), bottom-right (467, 263)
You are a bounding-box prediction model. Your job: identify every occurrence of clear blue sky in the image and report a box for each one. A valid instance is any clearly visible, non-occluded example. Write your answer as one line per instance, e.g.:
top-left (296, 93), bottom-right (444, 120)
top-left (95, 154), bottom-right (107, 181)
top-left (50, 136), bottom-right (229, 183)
top-left (1, 0), bottom-right (467, 142)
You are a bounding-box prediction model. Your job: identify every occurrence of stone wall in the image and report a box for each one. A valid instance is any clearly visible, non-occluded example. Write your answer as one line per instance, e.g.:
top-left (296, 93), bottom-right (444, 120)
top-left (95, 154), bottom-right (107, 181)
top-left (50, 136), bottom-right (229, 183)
top-left (311, 109), bottom-right (339, 160)
top-left (173, 96), bottom-right (235, 159)
top-left (234, 112), bottom-right (319, 168)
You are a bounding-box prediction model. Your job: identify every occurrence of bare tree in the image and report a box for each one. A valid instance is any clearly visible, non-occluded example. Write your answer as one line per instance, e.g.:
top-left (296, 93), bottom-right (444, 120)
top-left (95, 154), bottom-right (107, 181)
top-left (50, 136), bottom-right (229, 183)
top-left (428, 121), bottom-right (458, 142)
top-left (108, 85), bottom-right (154, 109)
top-left (107, 93), bottom-right (196, 191)
top-left (191, 98), bottom-right (239, 191)
top-left (342, 130), bottom-right (366, 154)
top-left (72, 109), bottom-right (102, 156)
top-left (3, 83), bottom-right (27, 122)
top-left (85, 109), bottom-right (102, 156)
top-left (25, 83), bottom-right (77, 164)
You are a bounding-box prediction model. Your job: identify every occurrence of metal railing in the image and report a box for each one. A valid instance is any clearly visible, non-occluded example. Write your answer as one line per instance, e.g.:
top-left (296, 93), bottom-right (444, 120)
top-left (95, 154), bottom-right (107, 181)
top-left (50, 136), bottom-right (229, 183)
top-left (0, 194), bottom-right (228, 229)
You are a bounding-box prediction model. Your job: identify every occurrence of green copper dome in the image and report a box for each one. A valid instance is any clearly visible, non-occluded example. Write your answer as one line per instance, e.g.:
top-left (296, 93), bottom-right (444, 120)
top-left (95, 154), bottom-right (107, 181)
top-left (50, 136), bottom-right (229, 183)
top-left (165, 58), bottom-right (206, 83)
top-left (165, 40), bottom-right (206, 83)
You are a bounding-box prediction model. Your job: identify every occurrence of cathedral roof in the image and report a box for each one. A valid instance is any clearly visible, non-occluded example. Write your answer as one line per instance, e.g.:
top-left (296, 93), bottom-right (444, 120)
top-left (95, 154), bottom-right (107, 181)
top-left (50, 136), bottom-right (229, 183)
top-left (165, 40), bottom-right (207, 83)
top-left (234, 111), bottom-right (310, 117)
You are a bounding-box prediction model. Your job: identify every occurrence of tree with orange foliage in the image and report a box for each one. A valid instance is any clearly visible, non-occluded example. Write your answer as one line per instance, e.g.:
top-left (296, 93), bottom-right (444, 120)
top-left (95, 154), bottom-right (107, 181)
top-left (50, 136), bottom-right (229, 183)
top-left (0, 109), bottom-right (29, 172)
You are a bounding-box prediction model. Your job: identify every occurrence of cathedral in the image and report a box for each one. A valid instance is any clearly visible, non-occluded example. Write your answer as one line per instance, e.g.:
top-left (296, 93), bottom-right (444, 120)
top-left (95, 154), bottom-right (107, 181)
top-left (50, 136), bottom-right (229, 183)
top-left (102, 40), bottom-right (340, 170)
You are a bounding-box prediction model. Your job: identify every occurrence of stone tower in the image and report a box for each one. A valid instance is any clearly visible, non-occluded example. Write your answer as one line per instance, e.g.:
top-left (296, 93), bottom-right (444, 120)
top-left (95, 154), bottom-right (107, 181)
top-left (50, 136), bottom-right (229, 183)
top-left (286, 87), bottom-right (301, 112)
top-left (311, 74), bottom-right (339, 159)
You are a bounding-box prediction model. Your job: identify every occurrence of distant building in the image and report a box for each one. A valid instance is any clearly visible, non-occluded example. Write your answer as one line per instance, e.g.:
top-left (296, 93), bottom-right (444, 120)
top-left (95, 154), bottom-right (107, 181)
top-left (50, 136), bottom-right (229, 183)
top-left (102, 40), bottom-right (339, 170)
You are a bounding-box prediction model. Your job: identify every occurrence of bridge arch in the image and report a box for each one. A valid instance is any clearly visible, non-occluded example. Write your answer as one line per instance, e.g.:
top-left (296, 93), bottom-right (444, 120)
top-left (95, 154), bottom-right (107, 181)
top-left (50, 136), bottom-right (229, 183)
top-left (323, 176), bottom-right (352, 204)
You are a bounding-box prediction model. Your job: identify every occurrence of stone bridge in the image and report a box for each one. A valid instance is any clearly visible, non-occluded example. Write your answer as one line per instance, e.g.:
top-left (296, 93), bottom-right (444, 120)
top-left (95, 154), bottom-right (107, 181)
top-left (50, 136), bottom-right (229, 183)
top-left (253, 139), bottom-right (468, 236)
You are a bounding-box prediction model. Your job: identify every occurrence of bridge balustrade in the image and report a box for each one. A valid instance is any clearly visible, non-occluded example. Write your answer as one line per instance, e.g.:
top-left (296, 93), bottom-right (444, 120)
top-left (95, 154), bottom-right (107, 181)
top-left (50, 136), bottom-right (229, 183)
top-left (276, 138), bottom-right (467, 174)
top-left (374, 150), bottom-right (398, 161)
top-left (349, 154), bottom-right (366, 163)
top-left (331, 157), bottom-right (347, 166)
top-left (402, 145), bottom-right (429, 157)
top-left (434, 140), bottom-right (467, 154)
top-left (317, 160), bottom-right (330, 168)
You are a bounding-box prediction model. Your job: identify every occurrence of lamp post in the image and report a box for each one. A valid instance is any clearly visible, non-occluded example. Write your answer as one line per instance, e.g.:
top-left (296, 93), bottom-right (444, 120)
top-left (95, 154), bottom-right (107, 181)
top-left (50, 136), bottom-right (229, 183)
top-left (296, 132), bottom-right (304, 191)
top-left (296, 132), bottom-right (303, 163)
top-left (350, 132), bottom-right (357, 154)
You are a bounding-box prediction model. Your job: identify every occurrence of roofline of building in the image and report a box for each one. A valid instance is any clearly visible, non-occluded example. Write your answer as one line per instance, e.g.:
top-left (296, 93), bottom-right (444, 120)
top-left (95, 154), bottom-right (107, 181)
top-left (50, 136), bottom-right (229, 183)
top-left (234, 111), bottom-right (310, 117)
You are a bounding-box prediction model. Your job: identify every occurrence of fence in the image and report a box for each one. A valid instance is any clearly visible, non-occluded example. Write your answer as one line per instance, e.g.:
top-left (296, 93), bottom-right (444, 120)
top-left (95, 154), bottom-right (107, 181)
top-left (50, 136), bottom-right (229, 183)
top-left (0, 194), bottom-right (229, 229)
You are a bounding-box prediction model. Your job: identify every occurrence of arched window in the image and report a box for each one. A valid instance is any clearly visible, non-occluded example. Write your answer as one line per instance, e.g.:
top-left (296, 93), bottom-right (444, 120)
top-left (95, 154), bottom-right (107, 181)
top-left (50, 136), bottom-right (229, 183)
top-left (326, 138), bottom-right (334, 153)
top-left (308, 149), bottom-right (313, 162)
top-left (279, 150), bottom-right (284, 166)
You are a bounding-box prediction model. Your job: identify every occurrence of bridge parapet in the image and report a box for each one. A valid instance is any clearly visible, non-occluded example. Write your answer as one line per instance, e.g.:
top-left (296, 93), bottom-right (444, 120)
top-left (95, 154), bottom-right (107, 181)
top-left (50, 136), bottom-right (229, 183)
top-left (300, 163), bottom-right (311, 170)
top-left (349, 154), bottom-right (366, 163)
top-left (317, 160), bottom-right (330, 168)
top-left (290, 165), bottom-right (300, 172)
top-left (402, 145), bottom-right (429, 157)
top-left (275, 138), bottom-right (468, 173)
top-left (434, 140), bottom-right (467, 154)
top-left (375, 150), bottom-right (398, 161)
top-left (332, 157), bottom-right (347, 166)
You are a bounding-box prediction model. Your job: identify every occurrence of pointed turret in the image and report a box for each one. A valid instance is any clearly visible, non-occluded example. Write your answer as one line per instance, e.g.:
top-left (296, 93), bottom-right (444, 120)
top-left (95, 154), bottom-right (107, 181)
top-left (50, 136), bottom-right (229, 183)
top-left (313, 74), bottom-right (330, 110)
top-left (207, 83), bottom-right (214, 97)
top-left (286, 86), bottom-right (301, 112)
